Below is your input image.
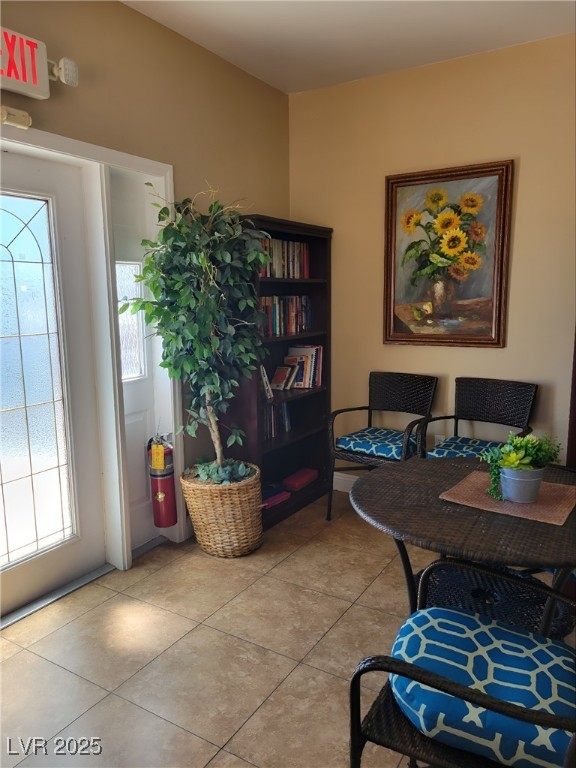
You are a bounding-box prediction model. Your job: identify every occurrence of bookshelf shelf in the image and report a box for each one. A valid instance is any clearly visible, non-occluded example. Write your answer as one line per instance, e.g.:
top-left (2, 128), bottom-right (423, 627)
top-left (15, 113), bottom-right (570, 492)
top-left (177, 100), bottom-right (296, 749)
top-left (260, 277), bottom-right (327, 285)
top-left (263, 331), bottom-right (326, 344)
top-left (271, 386), bottom-right (328, 404)
top-left (224, 214), bottom-right (332, 528)
top-left (262, 479), bottom-right (328, 528)
top-left (262, 422), bottom-right (327, 454)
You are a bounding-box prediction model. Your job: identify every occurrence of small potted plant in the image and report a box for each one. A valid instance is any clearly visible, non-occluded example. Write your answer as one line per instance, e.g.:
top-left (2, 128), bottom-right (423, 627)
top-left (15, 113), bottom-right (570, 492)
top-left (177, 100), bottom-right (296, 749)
top-left (481, 432), bottom-right (561, 502)
top-left (122, 187), bottom-right (270, 556)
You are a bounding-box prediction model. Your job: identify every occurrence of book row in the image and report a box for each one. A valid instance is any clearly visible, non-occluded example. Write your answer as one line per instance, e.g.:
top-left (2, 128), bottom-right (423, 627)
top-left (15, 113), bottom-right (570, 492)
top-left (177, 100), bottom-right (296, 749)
top-left (259, 238), bottom-right (310, 279)
top-left (260, 345), bottom-right (323, 397)
top-left (261, 400), bottom-right (291, 441)
top-left (260, 295), bottom-right (312, 337)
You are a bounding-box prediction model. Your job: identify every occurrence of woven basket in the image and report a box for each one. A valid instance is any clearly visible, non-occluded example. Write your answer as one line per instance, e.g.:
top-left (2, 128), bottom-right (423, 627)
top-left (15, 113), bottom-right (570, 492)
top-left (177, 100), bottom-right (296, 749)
top-left (180, 463), bottom-right (263, 557)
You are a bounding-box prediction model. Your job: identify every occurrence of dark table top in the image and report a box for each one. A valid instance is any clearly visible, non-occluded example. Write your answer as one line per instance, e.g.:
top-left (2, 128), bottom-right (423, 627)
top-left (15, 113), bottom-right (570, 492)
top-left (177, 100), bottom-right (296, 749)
top-left (349, 457), bottom-right (576, 569)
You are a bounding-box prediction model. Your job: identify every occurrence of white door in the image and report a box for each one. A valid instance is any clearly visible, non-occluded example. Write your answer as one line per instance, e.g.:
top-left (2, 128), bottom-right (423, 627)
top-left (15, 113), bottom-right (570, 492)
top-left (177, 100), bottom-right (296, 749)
top-left (109, 169), bottom-right (177, 546)
top-left (0, 150), bottom-right (106, 615)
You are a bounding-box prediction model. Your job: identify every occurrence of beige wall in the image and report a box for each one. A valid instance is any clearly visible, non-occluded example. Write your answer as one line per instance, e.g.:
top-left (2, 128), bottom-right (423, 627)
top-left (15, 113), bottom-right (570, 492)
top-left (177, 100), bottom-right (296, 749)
top-left (1, 2), bottom-right (289, 213)
top-left (289, 35), bottom-right (576, 453)
top-left (1, 1), bottom-right (288, 466)
top-left (1, 4), bottom-right (574, 453)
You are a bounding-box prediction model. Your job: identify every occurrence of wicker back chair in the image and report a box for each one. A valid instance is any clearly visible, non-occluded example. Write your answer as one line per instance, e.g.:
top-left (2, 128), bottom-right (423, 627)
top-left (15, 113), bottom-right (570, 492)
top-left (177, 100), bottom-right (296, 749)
top-left (418, 377), bottom-right (537, 459)
top-left (350, 560), bottom-right (576, 768)
top-left (327, 372), bottom-right (438, 519)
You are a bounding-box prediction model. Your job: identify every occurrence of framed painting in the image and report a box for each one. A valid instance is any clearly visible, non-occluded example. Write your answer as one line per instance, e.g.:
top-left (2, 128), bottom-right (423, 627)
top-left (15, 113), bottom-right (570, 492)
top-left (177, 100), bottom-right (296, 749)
top-left (384, 160), bottom-right (514, 347)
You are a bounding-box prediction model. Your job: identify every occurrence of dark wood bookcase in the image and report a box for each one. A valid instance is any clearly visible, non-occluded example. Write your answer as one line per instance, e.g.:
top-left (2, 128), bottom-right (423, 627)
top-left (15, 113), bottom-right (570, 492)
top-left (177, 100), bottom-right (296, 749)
top-left (225, 215), bottom-right (332, 528)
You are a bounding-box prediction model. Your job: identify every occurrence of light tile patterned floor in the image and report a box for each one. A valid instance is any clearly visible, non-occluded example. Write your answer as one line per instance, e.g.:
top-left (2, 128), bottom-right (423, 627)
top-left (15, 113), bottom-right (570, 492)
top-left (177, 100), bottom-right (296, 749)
top-left (1, 491), bottom-right (435, 768)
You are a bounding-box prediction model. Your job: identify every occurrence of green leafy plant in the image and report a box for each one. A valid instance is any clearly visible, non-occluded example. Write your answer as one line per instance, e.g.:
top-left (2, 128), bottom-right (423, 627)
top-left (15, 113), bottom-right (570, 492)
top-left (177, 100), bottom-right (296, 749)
top-left (480, 432), bottom-right (561, 499)
top-left (120, 187), bottom-right (270, 483)
top-left (183, 459), bottom-right (254, 485)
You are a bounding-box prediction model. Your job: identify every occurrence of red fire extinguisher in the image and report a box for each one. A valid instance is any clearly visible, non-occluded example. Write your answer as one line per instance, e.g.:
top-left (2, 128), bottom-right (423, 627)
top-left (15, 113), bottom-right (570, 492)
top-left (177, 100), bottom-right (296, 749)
top-left (147, 436), bottom-right (177, 528)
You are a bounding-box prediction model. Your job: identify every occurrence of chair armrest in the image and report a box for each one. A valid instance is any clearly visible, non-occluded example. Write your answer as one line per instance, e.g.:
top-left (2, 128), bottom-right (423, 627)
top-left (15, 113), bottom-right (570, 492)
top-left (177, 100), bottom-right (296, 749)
top-left (350, 654), bottom-right (576, 733)
top-left (416, 414), bottom-right (456, 456)
top-left (517, 426), bottom-right (533, 437)
top-left (328, 406), bottom-right (369, 448)
top-left (402, 415), bottom-right (432, 459)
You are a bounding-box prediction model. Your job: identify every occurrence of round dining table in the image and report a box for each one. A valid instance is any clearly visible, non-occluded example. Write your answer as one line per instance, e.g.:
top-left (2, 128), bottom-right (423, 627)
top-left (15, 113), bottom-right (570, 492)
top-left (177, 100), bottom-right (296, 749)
top-left (349, 457), bottom-right (576, 612)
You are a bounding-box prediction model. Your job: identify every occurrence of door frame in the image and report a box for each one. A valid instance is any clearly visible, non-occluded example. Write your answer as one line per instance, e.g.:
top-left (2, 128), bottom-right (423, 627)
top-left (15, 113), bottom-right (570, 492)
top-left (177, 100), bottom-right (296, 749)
top-left (1, 125), bottom-right (188, 569)
top-left (568, 326), bottom-right (576, 469)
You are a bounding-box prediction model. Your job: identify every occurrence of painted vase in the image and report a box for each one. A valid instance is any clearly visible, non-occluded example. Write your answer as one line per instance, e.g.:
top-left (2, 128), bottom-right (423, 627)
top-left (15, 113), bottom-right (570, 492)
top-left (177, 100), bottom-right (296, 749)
top-left (429, 275), bottom-right (456, 317)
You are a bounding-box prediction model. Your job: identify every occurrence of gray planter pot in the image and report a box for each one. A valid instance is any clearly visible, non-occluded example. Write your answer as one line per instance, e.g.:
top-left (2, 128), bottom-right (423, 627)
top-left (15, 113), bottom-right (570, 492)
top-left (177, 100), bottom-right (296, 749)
top-left (500, 467), bottom-right (545, 503)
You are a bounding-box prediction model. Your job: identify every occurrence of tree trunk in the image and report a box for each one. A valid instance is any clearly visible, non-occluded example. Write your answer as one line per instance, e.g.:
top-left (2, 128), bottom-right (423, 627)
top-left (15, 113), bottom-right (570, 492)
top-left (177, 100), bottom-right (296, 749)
top-left (205, 392), bottom-right (224, 466)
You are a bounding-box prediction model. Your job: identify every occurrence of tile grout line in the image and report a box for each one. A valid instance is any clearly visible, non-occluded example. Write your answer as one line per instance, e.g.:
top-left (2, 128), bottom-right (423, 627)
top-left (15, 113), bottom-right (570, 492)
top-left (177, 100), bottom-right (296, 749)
top-left (3, 493), bottom-right (414, 768)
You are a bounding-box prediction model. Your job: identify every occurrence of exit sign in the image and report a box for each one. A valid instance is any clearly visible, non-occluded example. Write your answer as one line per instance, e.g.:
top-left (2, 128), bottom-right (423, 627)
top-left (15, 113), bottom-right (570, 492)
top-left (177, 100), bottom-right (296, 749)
top-left (0, 27), bottom-right (50, 99)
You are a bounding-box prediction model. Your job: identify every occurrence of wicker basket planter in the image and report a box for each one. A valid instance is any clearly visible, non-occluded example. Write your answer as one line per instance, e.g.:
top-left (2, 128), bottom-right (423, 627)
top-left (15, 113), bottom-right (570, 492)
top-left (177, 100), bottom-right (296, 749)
top-left (180, 464), bottom-right (263, 557)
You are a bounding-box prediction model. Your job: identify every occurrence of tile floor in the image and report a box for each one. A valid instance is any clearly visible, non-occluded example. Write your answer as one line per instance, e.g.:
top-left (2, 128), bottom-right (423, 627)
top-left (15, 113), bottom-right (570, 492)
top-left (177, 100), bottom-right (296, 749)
top-left (1, 491), bottom-right (437, 768)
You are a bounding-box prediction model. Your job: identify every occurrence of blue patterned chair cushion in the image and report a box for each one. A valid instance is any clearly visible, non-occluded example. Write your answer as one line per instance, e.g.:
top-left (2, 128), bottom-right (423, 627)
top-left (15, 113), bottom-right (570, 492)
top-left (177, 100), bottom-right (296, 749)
top-left (390, 607), bottom-right (576, 768)
top-left (335, 427), bottom-right (416, 461)
top-left (428, 435), bottom-right (503, 459)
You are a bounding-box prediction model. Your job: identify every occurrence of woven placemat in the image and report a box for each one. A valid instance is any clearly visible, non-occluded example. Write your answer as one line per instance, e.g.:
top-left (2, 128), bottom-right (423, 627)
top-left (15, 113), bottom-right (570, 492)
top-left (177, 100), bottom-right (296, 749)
top-left (440, 471), bottom-right (576, 525)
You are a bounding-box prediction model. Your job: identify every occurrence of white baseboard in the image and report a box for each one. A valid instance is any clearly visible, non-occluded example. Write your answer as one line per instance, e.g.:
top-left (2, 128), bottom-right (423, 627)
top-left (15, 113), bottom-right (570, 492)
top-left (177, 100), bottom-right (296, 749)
top-left (333, 471), bottom-right (359, 494)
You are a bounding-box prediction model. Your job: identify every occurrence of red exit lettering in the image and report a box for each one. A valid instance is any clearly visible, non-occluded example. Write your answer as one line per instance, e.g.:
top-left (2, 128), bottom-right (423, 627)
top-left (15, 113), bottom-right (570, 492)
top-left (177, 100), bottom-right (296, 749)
top-left (0, 30), bottom-right (39, 85)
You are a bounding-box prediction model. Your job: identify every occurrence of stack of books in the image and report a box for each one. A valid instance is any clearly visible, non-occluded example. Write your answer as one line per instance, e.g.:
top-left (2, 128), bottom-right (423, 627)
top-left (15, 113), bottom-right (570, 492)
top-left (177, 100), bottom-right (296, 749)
top-left (261, 467), bottom-right (319, 510)
top-left (286, 344), bottom-right (323, 388)
top-left (262, 483), bottom-right (291, 509)
top-left (282, 467), bottom-right (319, 491)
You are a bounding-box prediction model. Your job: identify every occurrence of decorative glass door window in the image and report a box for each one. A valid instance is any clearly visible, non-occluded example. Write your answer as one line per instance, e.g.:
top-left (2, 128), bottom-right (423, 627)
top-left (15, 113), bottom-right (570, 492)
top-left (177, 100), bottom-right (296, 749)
top-left (0, 193), bottom-right (73, 568)
top-left (116, 262), bottom-right (145, 381)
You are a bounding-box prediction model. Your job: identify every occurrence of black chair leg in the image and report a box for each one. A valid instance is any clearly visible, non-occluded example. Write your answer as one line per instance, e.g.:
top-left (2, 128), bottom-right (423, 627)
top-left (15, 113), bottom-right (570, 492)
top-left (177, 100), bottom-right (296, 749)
top-left (394, 539), bottom-right (417, 613)
top-left (326, 458), bottom-right (336, 520)
top-left (349, 739), bottom-right (364, 768)
top-left (349, 671), bottom-right (365, 767)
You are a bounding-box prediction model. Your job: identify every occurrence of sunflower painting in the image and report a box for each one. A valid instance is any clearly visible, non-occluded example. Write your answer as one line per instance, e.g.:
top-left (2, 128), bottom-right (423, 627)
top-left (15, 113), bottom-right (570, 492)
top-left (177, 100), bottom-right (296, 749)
top-left (384, 160), bottom-right (514, 347)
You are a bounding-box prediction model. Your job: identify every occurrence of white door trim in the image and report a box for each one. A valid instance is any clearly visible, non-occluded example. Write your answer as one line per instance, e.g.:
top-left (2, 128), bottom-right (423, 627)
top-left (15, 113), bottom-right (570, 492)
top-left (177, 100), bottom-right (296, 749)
top-left (1, 126), bottom-right (188, 564)
top-left (84, 163), bottom-right (132, 569)
top-left (0, 126), bottom-right (172, 177)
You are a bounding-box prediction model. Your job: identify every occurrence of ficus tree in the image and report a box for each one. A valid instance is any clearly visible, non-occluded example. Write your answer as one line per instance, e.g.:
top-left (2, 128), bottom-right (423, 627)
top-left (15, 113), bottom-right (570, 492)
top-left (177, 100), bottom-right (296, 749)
top-left (121, 188), bottom-right (270, 482)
